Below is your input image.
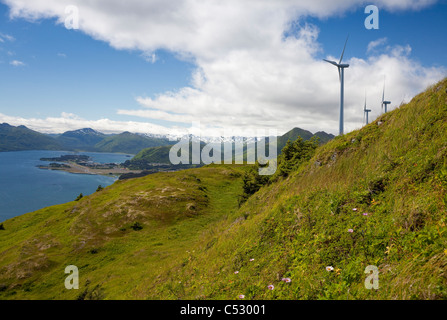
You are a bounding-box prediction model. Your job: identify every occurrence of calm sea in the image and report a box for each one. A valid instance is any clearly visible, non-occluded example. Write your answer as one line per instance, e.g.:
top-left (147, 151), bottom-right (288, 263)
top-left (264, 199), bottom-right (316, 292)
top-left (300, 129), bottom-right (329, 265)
top-left (0, 150), bottom-right (133, 222)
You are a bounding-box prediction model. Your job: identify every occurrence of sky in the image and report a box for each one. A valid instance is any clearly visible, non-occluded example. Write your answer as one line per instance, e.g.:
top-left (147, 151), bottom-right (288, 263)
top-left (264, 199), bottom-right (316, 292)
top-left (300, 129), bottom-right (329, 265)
top-left (0, 0), bottom-right (446, 136)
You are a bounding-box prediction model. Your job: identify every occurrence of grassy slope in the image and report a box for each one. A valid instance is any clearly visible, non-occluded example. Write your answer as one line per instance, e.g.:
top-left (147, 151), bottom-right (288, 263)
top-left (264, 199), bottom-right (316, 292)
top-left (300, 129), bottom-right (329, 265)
top-left (0, 165), bottom-right (247, 299)
top-left (150, 78), bottom-right (447, 300)
top-left (0, 79), bottom-right (446, 300)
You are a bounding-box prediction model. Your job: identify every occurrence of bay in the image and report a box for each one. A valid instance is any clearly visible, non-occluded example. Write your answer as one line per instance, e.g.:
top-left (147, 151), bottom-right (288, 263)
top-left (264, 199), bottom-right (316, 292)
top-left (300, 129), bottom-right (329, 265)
top-left (0, 150), bottom-right (133, 222)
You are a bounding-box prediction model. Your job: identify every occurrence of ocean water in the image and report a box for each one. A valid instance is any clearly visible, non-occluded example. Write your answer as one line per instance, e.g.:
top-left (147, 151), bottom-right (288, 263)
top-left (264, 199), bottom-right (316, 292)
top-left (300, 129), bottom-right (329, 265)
top-left (0, 150), bottom-right (133, 222)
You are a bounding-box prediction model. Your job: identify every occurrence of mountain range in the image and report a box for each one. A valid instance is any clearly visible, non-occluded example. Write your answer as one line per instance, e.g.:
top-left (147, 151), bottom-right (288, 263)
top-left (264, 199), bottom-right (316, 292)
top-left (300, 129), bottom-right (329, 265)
top-left (0, 124), bottom-right (334, 158)
top-left (0, 125), bottom-right (175, 154)
top-left (123, 128), bottom-right (334, 168)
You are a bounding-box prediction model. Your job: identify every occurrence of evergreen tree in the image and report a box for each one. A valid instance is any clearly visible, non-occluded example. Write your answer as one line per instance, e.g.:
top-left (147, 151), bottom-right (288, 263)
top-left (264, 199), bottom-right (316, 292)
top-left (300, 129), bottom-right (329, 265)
top-left (75, 193), bottom-right (83, 201)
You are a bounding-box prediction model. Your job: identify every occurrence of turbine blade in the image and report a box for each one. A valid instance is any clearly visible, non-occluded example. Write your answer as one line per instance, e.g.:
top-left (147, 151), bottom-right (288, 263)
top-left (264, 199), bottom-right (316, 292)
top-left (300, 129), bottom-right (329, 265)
top-left (364, 91), bottom-right (367, 111)
top-left (323, 59), bottom-right (338, 66)
top-left (339, 35), bottom-right (349, 64)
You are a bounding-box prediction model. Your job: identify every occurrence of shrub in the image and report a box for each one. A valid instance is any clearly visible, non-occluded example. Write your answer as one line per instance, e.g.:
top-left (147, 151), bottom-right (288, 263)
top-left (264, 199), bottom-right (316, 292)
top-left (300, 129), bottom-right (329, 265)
top-left (130, 222), bottom-right (143, 231)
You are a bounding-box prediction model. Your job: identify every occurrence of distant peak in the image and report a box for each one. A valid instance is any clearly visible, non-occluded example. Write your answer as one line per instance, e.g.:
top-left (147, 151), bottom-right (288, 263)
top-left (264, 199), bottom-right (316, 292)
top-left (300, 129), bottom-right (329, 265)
top-left (62, 128), bottom-right (104, 136)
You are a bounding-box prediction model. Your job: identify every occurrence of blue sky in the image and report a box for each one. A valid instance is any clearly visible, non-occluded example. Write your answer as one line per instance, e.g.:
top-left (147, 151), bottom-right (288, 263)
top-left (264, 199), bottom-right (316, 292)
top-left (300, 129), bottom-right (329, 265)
top-left (0, 0), bottom-right (446, 136)
top-left (0, 4), bottom-right (195, 124)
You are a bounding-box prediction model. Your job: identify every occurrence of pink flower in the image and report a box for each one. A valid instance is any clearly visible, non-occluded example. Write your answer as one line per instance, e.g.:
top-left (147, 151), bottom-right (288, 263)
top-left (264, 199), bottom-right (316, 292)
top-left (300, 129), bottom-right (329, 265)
top-left (267, 284), bottom-right (274, 290)
top-left (363, 213), bottom-right (368, 216)
top-left (249, 258), bottom-right (255, 262)
top-left (238, 295), bottom-right (245, 299)
top-left (348, 228), bottom-right (354, 233)
top-left (281, 277), bottom-right (291, 283)
top-left (234, 271), bottom-right (239, 274)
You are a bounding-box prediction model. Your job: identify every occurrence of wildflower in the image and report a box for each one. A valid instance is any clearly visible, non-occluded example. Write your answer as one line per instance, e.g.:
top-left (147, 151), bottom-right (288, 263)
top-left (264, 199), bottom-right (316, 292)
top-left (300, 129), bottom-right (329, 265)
top-left (385, 246), bottom-right (392, 255)
top-left (348, 228), bottom-right (354, 233)
top-left (352, 208), bottom-right (358, 211)
top-left (363, 213), bottom-right (368, 216)
top-left (234, 271), bottom-right (239, 274)
top-left (281, 277), bottom-right (292, 283)
top-left (238, 295), bottom-right (245, 299)
top-left (267, 284), bottom-right (274, 290)
top-left (326, 266), bottom-right (334, 272)
top-left (249, 258), bottom-right (255, 262)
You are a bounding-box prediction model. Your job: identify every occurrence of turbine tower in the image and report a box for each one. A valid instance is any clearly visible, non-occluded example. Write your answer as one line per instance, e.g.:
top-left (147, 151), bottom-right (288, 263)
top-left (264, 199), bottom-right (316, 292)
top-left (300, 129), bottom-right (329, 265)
top-left (381, 78), bottom-right (391, 113)
top-left (324, 36), bottom-right (350, 135)
top-left (363, 93), bottom-right (371, 125)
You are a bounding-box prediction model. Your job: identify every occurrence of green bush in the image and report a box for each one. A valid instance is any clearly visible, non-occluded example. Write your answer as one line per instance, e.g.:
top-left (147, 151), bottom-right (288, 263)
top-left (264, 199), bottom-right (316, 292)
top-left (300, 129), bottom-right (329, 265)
top-left (239, 136), bottom-right (319, 204)
top-left (130, 222), bottom-right (143, 231)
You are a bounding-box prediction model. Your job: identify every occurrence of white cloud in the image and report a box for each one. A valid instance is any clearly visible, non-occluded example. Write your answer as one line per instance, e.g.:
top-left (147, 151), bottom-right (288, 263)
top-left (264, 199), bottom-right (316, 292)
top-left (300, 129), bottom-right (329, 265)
top-left (2, 0), bottom-right (445, 136)
top-left (367, 37), bottom-right (388, 53)
top-left (140, 52), bottom-right (157, 64)
top-left (0, 32), bottom-right (15, 42)
top-left (57, 52), bottom-right (67, 58)
top-left (10, 59), bottom-right (25, 66)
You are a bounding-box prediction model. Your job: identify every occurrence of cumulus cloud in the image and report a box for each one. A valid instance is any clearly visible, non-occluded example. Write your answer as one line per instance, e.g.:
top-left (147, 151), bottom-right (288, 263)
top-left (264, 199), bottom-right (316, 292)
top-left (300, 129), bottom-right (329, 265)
top-left (2, 0), bottom-right (445, 135)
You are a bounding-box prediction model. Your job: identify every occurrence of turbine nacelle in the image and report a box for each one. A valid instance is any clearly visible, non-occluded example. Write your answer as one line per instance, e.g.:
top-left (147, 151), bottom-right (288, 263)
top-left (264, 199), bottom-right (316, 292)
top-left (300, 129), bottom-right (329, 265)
top-left (323, 60), bottom-right (350, 68)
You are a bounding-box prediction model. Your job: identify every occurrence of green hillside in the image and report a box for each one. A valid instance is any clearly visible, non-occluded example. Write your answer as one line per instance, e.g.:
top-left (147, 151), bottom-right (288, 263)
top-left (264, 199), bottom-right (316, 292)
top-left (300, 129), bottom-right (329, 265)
top-left (94, 132), bottom-right (174, 154)
top-left (0, 123), bottom-right (62, 152)
top-left (276, 127), bottom-right (333, 149)
top-left (0, 78), bottom-right (447, 300)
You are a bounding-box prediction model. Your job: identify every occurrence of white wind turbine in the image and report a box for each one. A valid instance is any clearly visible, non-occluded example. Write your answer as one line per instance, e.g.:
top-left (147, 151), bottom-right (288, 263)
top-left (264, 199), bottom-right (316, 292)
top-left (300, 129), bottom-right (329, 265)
top-left (324, 36), bottom-right (350, 135)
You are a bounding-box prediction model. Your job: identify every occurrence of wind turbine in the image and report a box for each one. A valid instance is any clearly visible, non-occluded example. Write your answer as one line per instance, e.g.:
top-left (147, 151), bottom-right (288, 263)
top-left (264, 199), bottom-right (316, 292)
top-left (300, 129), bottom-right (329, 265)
top-left (324, 35), bottom-right (350, 135)
top-left (363, 92), bottom-right (371, 125)
top-left (381, 77), bottom-right (391, 113)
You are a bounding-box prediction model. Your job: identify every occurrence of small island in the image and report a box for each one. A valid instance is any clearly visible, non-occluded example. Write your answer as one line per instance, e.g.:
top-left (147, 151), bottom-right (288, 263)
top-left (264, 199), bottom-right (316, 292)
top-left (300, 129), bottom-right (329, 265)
top-left (37, 154), bottom-right (142, 177)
